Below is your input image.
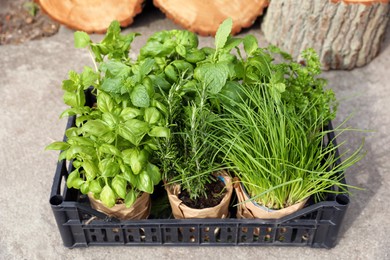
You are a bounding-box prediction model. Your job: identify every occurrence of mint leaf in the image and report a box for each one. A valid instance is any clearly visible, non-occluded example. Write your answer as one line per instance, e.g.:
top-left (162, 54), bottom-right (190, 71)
top-left (194, 62), bottom-right (229, 94)
top-left (74, 31), bottom-right (90, 48)
top-left (215, 18), bottom-right (233, 50)
top-left (131, 85), bottom-right (150, 107)
top-left (243, 35), bottom-right (258, 56)
top-left (101, 77), bottom-right (122, 94)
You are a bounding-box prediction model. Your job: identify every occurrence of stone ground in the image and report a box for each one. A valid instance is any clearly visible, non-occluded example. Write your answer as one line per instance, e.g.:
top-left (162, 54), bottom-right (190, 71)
top-left (0, 5), bottom-right (389, 260)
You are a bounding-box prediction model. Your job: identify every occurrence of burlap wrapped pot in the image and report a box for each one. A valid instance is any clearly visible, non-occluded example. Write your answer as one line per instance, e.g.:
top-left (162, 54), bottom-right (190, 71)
top-left (88, 192), bottom-right (151, 220)
top-left (166, 171), bottom-right (233, 219)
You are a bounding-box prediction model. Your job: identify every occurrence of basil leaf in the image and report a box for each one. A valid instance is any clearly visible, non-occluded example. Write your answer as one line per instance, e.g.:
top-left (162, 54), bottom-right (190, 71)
top-left (144, 107), bottom-right (161, 125)
top-left (89, 179), bottom-right (102, 194)
top-left (82, 120), bottom-right (110, 137)
top-left (99, 144), bottom-right (121, 157)
top-left (80, 181), bottom-right (90, 194)
top-left (100, 159), bottom-right (120, 177)
top-left (100, 185), bottom-right (116, 208)
top-left (82, 160), bottom-right (98, 180)
top-left (67, 169), bottom-right (84, 189)
top-left (97, 91), bottom-right (115, 113)
top-left (112, 176), bottom-right (127, 199)
top-left (118, 119), bottom-right (149, 146)
top-left (122, 148), bottom-right (148, 175)
top-left (45, 141), bottom-right (70, 151)
top-left (120, 107), bottom-right (143, 121)
top-left (125, 189), bottom-right (137, 208)
top-left (137, 171), bottom-right (153, 194)
top-left (149, 126), bottom-right (170, 138)
top-left (146, 162), bottom-right (161, 185)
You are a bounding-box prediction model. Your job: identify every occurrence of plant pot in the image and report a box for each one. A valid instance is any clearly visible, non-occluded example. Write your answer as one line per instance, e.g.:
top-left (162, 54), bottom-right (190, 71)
top-left (234, 178), bottom-right (308, 219)
top-left (165, 171), bottom-right (233, 219)
top-left (87, 192), bottom-right (151, 220)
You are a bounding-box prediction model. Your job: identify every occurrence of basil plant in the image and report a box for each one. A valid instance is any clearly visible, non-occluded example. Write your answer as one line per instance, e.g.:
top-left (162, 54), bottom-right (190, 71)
top-left (46, 21), bottom-right (170, 208)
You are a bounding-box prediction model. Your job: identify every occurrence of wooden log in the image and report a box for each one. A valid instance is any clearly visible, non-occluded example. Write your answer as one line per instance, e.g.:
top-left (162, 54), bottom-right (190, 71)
top-left (153, 0), bottom-right (269, 36)
top-left (261, 0), bottom-right (390, 70)
top-left (36, 0), bottom-right (145, 33)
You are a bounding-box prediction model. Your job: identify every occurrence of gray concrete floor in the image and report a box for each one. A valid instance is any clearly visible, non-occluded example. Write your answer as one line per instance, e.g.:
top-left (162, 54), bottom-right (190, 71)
top-left (1, 5), bottom-right (389, 260)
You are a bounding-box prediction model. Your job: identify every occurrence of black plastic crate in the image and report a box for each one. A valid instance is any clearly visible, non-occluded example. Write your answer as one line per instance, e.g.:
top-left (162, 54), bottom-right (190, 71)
top-left (49, 90), bottom-right (350, 249)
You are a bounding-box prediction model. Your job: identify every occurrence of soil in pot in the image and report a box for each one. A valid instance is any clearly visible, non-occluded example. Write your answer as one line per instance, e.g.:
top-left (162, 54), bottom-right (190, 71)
top-left (178, 177), bottom-right (227, 209)
top-left (166, 172), bottom-right (233, 219)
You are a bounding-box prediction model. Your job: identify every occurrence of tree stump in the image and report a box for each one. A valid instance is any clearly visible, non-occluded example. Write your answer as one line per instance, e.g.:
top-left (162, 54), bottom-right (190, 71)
top-left (36, 0), bottom-right (145, 33)
top-left (262, 0), bottom-right (390, 70)
top-left (154, 0), bottom-right (269, 36)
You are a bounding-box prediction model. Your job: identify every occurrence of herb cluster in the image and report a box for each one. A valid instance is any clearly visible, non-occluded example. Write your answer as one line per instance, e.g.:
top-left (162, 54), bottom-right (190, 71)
top-left (47, 19), bottom-right (362, 209)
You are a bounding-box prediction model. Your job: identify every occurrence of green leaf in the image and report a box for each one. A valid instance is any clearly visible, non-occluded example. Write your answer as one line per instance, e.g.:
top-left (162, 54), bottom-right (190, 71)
top-left (63, 91), bottom-right (78, 107)
top-left (243, 35), bottom-right (258, 56)
top-left (66, 145), bottom-right (96, 160)
top-left (139, 58), bottom-right (155, 78)
top-left (121, 164), bottom-right (137, 184)
top-left (131, 85), bottom-right (150, 107)
top-left (62, 79), bottom-right (77, 92)
top-left (118, 119), bottom-right (149, 146)
top-left (82, 160), bottom-right (98, 180)
top-left (67, 136), bottom-right (94, 147)
top-left (137, 171), bottom-right (154, 193)
top-left (67, 169), bottom-right (84, 189)
top-left (120, 107), bottom-right (143, 121)
top-left (99, 144), bottom-right (121, 157)
top-left (45, 141), bottom-right (70, 151)
top-left (149, 126), bottom-right (170, 138)
top-left (125, 189), bottom-right (137, 208)
top-left (80, 181), bottom-right (90, 194)
top-left (122, 148), bottom-right (148, 175)
top-left (224, 37), bottom-right (243, 52)
top-left (144, 107), bottom-right (161, 125)
top-left (176, 44), bottom-right (186, 57)
top-left (100, 159), bottom-right (120, 177)
top-left (101, 77), bottom-right (122, 94)
top-left (102, 112), bottom-right (119, 129)
top-left (97, 91), bottom-right (115, 113)
top-left (215, 18), bottom-right (233, 50)
top-left (194, 62), bottom-right (229, 94)
top-left (100, 185), bottom-right (116, 208)
top-left (112, 176), bottom-right (127, 199)
top-left (89, 179), bottom-right (102, 194)
top-left (82, 120), bottom-right (110, 137)
top-left (100, 60), bottom-right (131, 77)
top-left (74, 31), bottom-right (90, 48)
top-left (81, 66), bottom-right (98, 88)
top-left (146, 163), bottom-right (161, 185)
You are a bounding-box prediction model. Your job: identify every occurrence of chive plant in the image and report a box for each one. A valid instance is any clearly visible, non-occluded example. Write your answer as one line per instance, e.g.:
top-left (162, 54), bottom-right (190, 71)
top-left (213, 75), bottom-right (364, 210)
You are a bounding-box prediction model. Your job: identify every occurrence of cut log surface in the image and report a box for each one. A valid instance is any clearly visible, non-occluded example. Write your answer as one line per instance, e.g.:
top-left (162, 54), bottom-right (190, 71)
top-left (262, 0), bottom-right (390, 70)
top-left (37, 0), bottom-right (144, 33)
top-left (154, 0), bottom-right (269, 36)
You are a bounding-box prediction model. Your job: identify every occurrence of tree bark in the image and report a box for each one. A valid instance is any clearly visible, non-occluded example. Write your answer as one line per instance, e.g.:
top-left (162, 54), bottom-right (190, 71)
top-left (262, 0), bottom-right (390, 70)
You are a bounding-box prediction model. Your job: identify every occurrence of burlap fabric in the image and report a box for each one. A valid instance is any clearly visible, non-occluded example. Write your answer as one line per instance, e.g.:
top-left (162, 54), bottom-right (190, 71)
top-left (88, 192), bottom-right (151, 220)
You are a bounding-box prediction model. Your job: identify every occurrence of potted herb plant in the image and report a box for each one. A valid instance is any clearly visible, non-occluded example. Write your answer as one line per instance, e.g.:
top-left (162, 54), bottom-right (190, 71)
top-left (213, 41), bottom-right (365, 219)
top-left (46, 21), bottom-right (170, 220)
top-left (140, 19), bottom-right (243, 219)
